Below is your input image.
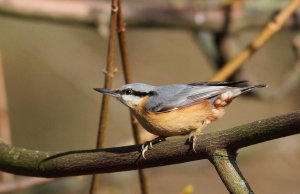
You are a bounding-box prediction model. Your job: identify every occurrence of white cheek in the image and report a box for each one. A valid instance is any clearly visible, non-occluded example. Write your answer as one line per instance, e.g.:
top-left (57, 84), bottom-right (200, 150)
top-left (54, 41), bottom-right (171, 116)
top-left (122, 95), bottom-right (143, 107)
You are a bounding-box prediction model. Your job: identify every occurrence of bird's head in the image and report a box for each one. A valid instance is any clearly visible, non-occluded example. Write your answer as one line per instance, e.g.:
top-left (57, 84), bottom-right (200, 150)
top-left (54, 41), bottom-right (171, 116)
top-left (94, 83), bottom-right (157, 109)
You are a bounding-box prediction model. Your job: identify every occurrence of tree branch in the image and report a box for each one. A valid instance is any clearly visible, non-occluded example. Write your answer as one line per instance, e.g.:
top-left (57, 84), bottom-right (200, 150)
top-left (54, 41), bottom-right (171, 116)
top-left (0, 111), bottom-right (299, 178)
top-left (209, 149), bottom-right (253, 194)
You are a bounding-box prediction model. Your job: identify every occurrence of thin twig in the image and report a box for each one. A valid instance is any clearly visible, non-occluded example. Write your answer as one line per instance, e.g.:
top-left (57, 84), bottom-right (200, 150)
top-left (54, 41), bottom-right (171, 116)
top-left (89, 0), bottom-right (118, 193)
top-left (0, 110), bottom-right (299, 178)
top-left (209, 149), bottom-right (253, 194)
top-left (0, 177), bottom-right (55, 193)
top-left (0, 53), bottom-right (14, 182)
top-left (117, 0), bottom-right (132, 85)
top-left (116, 0), bottom-right (148, 193)
top-left (211, 0), bottom-right (300, 81)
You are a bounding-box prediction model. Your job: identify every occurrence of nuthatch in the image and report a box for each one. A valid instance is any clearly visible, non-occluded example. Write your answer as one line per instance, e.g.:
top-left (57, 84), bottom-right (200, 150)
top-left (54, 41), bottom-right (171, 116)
top-left (95, 81), bottom-right (266, 158)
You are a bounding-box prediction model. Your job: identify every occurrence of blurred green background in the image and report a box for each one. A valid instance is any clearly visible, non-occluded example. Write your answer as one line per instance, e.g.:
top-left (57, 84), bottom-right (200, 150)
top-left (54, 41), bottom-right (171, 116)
top-left (0, 0), bottom-right (300, 193)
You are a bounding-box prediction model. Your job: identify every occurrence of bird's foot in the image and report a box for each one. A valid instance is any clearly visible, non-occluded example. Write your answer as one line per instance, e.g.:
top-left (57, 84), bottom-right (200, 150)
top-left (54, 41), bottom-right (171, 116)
top-left (188, 131), bottom-right (203, 152)
top-left (141, 136), bottom-right (166, 159)
top-left (141, 143), bottom-right (151, 159)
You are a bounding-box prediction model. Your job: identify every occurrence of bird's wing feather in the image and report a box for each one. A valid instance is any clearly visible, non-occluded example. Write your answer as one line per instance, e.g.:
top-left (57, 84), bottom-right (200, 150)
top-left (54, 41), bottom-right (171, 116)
top-left (188, 80), bottom-right (248, 86)
top-left (145, 85), bottom-right (228, 112)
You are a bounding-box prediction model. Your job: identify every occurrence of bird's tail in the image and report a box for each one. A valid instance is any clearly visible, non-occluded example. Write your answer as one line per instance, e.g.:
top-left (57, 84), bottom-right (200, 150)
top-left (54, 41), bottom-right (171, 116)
top-left (232, 84), bottom-right (268, 97)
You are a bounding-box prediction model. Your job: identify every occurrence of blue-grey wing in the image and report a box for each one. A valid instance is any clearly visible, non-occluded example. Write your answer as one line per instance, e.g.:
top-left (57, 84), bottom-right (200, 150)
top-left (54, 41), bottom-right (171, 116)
top-left (187, 80), bottom-right (248, 86)
top-left (145, 84), bottom-right (228, 112)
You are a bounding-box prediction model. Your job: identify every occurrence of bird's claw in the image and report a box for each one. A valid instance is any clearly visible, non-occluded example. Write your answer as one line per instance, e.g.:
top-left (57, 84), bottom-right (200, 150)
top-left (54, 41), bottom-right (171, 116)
top-left (141, 144), bottom-right (150, 159)
top-left (188, 131), bottom-right (204, 152)
top-left (141, 141), bottom-right (154, 159)
top-left (141, 136), bottom-right (165, 159)
top-left (188, 133), bottom-right (197, 152)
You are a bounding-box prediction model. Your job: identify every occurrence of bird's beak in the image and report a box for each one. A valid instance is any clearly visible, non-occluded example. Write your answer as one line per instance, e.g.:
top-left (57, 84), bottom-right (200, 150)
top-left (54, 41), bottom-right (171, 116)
top-left (94, 88), bottom-right (119, 97)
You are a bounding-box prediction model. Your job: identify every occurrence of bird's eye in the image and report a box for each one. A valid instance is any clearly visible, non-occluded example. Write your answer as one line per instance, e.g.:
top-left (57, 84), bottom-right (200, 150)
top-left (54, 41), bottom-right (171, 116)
top-left (125, 89), bottom-right (133, 95)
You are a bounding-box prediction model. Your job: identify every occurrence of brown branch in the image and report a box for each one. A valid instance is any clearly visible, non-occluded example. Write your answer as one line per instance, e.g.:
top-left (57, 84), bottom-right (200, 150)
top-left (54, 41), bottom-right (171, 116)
top-left (117, 0), bottom-right (132, 85)
top-left (209, 149), bottom-right (253, 194)
top-left (116, 0), bottom-right (148, 193)
top-left (0, 0), bottom-right (295, 32)
top-left (211, 0), bottom-right (300, 81)
top-left (95, 0), bottom-right (118, 153)
top-left (89, 0), bottom-right (118, 193)
top-left (0, 111), bottom-right (298, 179)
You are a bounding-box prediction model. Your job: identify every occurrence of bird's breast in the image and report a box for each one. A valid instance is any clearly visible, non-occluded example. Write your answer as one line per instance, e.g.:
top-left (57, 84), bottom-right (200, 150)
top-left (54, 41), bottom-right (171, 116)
top-left (134, 100), bottom-right (215, 136)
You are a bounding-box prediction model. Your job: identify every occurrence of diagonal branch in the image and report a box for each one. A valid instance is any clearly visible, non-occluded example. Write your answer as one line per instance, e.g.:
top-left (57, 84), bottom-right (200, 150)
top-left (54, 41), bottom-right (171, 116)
top-left (209, 149), bottom-right (253, 194)
top-left (0, 110), bottom-right (299, 178)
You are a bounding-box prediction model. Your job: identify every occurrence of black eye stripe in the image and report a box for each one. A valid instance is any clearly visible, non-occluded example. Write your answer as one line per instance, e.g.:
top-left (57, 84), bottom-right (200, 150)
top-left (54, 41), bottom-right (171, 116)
top-left (125, 89), bottom-right (133, 95)
top-left (133, 91), bottom-right (149, 96)
top-left (118, 89), bottom-right (157, 97)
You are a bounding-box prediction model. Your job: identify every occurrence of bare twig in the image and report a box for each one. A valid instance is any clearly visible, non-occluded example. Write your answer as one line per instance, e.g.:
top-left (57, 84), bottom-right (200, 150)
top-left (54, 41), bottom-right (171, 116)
top-left (209, 149), bottom-right (253, 194)
top-left (0, 53), bottom-right (14, 182)
top-left (116, 0), bottom-right (148, 193)
top-left (211, 0), bottom-right (300, 81)
top-left (117, 0), bottom-right (132, 85)
top-left (0, 177), bottom-right (55, 193)
top-left (95, 0), bottom-right (118, 151)
top-left (0, 111), bottom-right (298, 180)
top-left (89, 0), bottom-right (118, 193)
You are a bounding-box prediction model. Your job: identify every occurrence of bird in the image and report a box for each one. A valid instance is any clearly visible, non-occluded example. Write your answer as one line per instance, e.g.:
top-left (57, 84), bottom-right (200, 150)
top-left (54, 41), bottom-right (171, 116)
top-left (94, 81), bottom-right (267, 158)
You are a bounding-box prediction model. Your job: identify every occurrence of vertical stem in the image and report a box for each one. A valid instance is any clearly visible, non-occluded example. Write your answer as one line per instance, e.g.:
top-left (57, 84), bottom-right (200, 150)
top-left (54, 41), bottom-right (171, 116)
top-left (89, 0), bottom-right (118, 193)
top-left (209, 149), bottom-right (253, 194)
top-left (95, 0), bottom-right (118, 149)
top-left (116, 0), bottom-right (148, 194)
top-left (0, 54), bottom-right (14, 182)
top-left (117, 0), bottom-right (132, 84)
